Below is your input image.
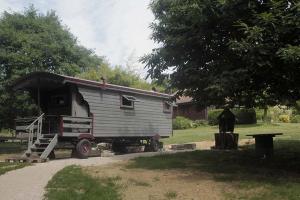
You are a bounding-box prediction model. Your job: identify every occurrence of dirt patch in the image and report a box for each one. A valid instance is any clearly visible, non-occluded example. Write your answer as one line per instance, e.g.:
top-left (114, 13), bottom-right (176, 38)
top-left (85, 162), bottom-right (229, 200)
top-left (165, 139), bottom-right (255, 151)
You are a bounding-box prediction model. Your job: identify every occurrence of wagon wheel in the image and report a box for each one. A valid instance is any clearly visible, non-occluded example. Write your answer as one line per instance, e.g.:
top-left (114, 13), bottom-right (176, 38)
top-left (150, 139), bottom-right (160, 152)
top-left (48, 150), bottom-right (56, 160)
top-left (76, 139), bottom-right (92, 159)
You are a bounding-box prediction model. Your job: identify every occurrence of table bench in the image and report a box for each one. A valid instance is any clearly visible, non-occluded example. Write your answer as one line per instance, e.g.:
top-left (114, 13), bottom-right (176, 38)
top-left (246, 133), bottom-right (283, 157)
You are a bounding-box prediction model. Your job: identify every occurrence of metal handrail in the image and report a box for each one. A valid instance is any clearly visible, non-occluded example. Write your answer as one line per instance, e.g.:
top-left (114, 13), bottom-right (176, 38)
top-left (26, 113), bottom-right (44, 150)
top-left (25, 113), bottom-right (44, 130)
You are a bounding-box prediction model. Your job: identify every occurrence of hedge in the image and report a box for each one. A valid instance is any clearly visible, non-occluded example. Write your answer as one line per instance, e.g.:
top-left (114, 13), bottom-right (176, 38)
top-left (233, 108), bottom-right (257, 124)
top-left (173, 116), bottom-right (193, 130)
top-left (208, 108), bottom-right (257, 125)
top-left (291, 115), bottom-right (300, 123)
top-left (208, 109), bottom-right (223, 125)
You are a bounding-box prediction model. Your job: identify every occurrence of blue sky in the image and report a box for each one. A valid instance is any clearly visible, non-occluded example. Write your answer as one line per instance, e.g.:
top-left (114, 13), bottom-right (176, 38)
top-left (0, 0), bottom-right (156, 76)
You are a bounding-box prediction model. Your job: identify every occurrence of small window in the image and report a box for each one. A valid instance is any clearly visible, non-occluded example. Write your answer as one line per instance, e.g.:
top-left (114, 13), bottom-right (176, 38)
top-left (120, 95), bottom-right (139, 109)
top-left (51, 95), bottom-right (67, 106)
top-left (163, 101), bottom-right (172, 113)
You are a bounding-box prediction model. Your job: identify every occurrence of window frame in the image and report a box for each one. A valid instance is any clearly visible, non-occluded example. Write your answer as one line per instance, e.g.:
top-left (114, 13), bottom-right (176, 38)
top-left (120, 95), bottom-right (139, 109)
top-left (163, 101), bottom-right (172, 113)
top-left (50, 94), bottom-right (68, 107)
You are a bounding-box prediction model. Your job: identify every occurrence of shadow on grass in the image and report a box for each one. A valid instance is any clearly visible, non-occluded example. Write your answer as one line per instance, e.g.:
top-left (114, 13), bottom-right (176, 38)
top-left (0, 142), bottom-right (27, 154)
top-left (129, 140), bottom-right (300, 183)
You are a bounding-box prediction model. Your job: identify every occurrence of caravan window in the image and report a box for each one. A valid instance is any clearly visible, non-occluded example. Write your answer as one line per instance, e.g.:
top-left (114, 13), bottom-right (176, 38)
top-left (120, 95), bottom-right (139, 109)
top-left (50, 95), bottom-right (67, 106)
top-left (163, 101), bottom-right (172, 113)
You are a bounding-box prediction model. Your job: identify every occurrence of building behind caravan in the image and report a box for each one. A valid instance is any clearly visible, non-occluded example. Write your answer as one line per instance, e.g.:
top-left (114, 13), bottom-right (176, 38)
top-left (173, 96), bottom-right (208, 120)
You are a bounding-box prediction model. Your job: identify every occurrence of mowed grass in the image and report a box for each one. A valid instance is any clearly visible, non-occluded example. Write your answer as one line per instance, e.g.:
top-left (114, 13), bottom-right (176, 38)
top-left (163, 123), bottom-right (300, 144)
top-left (129, 140), bottom-right (300, 200)
top-left (0, 142), bottom-right (29, 175)
top-left (0, 162), bottom-right (29, 175)
top-left (44, 165), bottom-right (121, 200)
top-left (0, 142), bottom-right (27, 154)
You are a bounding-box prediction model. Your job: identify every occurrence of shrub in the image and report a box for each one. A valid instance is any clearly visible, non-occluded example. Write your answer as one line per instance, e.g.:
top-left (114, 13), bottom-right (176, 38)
top-left (269, 105), bottom-right (292, 122)
top-left (255, 109), bottom-right (264, 121)
top-left (208, 109), bottom-right (223, 125)
top-left (192, 120), bottom-right (208, 128)
top-left (208, 108), bottom-right (257, 125)
top-left (290, 115), bottom-right (300, 123)
top-left (263, 115), bottom-right (272, 123)
top-left (278, 115), bottom-right (290, 123)
top-left (232, 108), bottom-right (257, 124)
top-left (173, 116), bottom-right (192, 130)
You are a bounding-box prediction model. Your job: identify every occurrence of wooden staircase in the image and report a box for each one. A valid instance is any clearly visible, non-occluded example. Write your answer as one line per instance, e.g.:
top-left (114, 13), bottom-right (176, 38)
top-left (25, 134), bottom-right (58, 160)
top-left (21, 114), bottom-right (58, 162)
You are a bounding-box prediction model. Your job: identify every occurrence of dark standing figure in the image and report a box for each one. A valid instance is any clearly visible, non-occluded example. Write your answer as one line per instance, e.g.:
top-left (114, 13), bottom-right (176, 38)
top-left (218, 108), bottom-right (236, 133)
top-left (217, 108), bottom-right (236, 149)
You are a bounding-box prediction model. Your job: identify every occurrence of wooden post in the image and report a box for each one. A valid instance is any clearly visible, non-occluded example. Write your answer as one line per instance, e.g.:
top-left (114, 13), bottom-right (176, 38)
top-left (255, 136), bottom-right (274, 157)
top-left (215, 133), bottom-right (239, 149)
top-left (37, 86), bottom-right (41, 115)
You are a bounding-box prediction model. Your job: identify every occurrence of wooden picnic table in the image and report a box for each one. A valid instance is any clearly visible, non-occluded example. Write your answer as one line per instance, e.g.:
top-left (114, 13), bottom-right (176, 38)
top-left (246, 133), bottom-right (283, 157)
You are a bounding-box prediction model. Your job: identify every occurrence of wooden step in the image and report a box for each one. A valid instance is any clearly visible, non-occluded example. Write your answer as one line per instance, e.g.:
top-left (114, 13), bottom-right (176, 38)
top-left (42, 134), bottom-right (55, 138)
top-left (31, 147), bottom-right (46, 151)
top-left (39, 138), bottom-right (51, 142)
top-left (36, 142), bottom-right (50, 145)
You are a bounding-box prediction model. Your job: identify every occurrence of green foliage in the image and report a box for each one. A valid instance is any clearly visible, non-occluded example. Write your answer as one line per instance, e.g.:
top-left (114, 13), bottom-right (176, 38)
top-left (293, 100), bottom-right (300, 114)
top-left (172, 116), bottom-right (192, 130)
top-left (279, 115), bottom-right (290, 123)
top-left (269, 105), bottom-right (292, 122)
top-left (232, 108), bottom-right (257, 125)
top-left (192, 119), bottom-right (208, 128)
top-left (255, 109), bottom-right (264, 121)
top-left (208, 108), bottom-right (257, 125)
top-left (0, 162), bottom-right (29, 175)
top-left (45, 165), bottom-right (121, 200)
top-left (143, 0), bottom-right (300, 108)
top-left (290, 115), bottom-right (300, 123)
top-left (79, 65), bottom-right (165, 91)
top-left (0, 6), bottom-right (105, 129)
top-left (165, 191), bottom-right (177, 199)
top-left (208, 109), bottom-right (223, 125)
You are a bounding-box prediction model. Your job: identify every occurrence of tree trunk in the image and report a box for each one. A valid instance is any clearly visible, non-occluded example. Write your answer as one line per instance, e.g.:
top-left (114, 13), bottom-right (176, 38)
top-left (263, 107), bottom-right (268, 122)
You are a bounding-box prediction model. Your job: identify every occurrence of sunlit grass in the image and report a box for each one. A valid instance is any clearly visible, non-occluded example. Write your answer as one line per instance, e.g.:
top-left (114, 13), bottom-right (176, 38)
top-left (163, 123), bottom-right (300, 144)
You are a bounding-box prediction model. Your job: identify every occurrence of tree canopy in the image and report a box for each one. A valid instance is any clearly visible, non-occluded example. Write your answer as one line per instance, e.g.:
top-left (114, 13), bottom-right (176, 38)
top-left (0, 6), bottom-right (165, 129)
top-left (0, 6), bottom-right (104, 128)
top-left (79, 64), bottom-right (165, 92)
top-left (142, 0), bottom-right (300, 108)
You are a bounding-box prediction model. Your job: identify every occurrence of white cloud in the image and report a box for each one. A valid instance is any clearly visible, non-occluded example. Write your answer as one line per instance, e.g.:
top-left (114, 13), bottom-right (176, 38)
top-left (0, 0), bottom-right (156, 77)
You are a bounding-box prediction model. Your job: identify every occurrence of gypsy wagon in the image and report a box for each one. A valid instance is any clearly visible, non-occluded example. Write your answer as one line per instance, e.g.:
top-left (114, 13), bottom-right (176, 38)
top-left (13, 72), bottom-right (173, 160)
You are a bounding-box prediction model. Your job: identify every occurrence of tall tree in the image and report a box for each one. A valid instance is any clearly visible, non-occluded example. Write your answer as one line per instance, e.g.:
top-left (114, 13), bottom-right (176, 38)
top-left (79, 63), bottom-right (165, 91)
top-left (0, 6), bottom-right (104, 129)
top-left (142, 0), bottom-right (300, 108)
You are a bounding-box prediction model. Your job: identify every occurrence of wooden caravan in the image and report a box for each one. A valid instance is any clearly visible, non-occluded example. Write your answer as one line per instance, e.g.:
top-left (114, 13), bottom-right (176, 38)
top-left (13, 72), bottom-right (173, 159)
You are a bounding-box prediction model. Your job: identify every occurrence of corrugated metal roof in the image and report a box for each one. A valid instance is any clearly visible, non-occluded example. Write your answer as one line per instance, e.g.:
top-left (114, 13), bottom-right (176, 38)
top-left (13, 72), bottom-right (172, 99)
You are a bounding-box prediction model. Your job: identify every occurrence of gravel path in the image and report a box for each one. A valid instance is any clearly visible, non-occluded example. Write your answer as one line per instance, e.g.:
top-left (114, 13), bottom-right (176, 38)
top-left (0, 152), bottom-right (172, 200)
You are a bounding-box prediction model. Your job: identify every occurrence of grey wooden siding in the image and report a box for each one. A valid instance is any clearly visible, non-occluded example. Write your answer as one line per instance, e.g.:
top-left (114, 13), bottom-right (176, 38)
top-left (78, 86), bottom-right (172, 137)
top-left (71, 91), bottom-right (89, 117)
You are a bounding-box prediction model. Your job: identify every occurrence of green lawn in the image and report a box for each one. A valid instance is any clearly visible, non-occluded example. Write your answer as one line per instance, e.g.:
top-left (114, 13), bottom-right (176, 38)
top-left (163, 123), bottom-right (300, 144)
top-left (0, 142), bottom-right (27, 154)
top-left (44, 165), bottom-right (121, 200)
top-left (129, 140), bottom-right (300, 200)
top-left (0, 162), bottom-right (29, 175)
